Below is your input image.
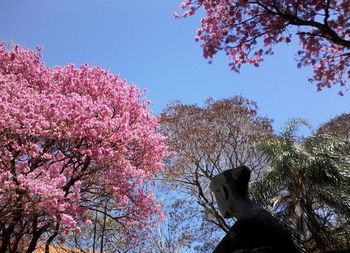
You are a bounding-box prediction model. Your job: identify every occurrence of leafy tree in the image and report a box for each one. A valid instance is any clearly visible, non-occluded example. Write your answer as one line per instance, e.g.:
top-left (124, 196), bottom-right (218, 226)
top-left (317, 113), bottom-right (350, 140)
top-left (176, 0), bottom-right (350, 93)
top-left (0, 44), bottom-right (167, 252)
top-left (253, 119), bottom-right (350, 252)
top-left (160, 97), bottom-right (273, 251)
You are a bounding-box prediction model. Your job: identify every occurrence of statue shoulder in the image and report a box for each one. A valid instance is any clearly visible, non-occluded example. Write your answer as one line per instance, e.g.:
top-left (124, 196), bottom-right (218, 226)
top-left (229, 209), bottom-right (298, 253)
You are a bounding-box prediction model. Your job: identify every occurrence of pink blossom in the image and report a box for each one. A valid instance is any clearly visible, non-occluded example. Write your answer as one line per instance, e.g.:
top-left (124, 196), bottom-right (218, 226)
top-left (84, 219), bottom-right (93, 225)
top-left (177, 0), bottom-right (350, 92)
top-left (0, 43), bottom-right (169, 248)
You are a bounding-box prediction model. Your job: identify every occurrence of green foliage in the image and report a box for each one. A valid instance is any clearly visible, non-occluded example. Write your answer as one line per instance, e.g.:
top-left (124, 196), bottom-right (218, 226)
top-left (251, 119), bottom-right (350, 252)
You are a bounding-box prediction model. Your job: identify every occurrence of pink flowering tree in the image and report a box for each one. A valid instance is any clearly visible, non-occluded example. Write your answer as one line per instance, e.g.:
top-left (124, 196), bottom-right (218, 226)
top-left (176, 0), bottom-right (350, 93)
top-left (0, 44), bottom-right (168, 253)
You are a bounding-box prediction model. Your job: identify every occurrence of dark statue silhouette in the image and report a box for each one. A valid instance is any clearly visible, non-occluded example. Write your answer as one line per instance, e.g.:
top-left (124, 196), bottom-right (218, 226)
top-left (210, 166), bottom-right (299, 253)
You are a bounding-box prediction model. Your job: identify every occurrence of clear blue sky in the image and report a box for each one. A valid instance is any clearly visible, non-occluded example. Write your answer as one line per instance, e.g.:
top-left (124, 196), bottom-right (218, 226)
top-left (0, 0), bottom-right (349, 134)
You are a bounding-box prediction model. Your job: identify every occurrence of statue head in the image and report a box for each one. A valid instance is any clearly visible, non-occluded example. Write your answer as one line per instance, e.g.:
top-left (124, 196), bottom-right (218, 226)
top-left (209, 166), bottom-right (251, 218)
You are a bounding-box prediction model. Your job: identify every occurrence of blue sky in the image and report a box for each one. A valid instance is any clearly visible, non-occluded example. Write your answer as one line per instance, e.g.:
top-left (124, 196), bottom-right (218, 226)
top-left (0, 0), bottom-right (349, 134)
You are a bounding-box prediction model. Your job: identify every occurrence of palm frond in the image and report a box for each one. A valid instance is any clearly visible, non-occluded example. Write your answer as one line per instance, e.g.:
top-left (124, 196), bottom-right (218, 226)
top-left (252, 119), bottom-right (350, 251)
top-left (281, 118), bottom-right (311, 141)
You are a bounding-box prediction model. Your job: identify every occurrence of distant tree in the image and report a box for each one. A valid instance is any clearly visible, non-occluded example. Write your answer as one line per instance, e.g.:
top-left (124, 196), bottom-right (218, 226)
top-left (253, 119), bottom-right (350, 252)
top-left (144, 208), bottom-right (194, 253)
top-left (317, 113), bottom-right (350, 140)
top-left (61, 195), bottom-right (146, 253)
top-left (176, 0), bottom-right (350, 93)
top-left (160, 97), bottom-right (273, 251)
top-left (0, 44), bottom-right (167, 253)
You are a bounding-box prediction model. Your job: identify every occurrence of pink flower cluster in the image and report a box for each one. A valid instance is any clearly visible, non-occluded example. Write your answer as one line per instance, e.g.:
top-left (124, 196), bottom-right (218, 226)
top-left (0, 44), bottom-right (167, 236)
top-left (178, 0), bottom-right (350, 92)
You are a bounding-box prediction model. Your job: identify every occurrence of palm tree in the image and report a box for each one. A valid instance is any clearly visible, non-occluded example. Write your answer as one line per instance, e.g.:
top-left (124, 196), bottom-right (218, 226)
top-left (251, 119), bottom-right (350, 252)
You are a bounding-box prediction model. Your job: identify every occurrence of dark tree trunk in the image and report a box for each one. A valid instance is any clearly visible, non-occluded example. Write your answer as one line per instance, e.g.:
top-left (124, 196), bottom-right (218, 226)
top-left (302, 201), bottom-right (328, 251)
top-left (0, 223), bottom-right (16, 253)
top-left (45, 222), bottom-right (60, 253)
top-left (25, 217), bottom-right (47, 253)
top-left (25, 232), bottom-right (42, 253)
top-left (10, 222), bottom-right (27, 253)
top-left (100, 205), bottom-right (107, 253)
top-left (93, 211), bottom-right (97, 253)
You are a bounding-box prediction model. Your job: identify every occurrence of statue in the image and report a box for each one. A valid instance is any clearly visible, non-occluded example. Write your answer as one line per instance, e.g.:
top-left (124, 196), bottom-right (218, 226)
top-left (210, 166), bottom-right (299, 253)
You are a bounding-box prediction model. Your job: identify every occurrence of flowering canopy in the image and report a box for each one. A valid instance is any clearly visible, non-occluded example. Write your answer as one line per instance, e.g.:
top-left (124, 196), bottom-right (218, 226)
top-left (0, 44), bottom-right (167, 251)
top-left (176, 0), bottom-right (350, 93)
